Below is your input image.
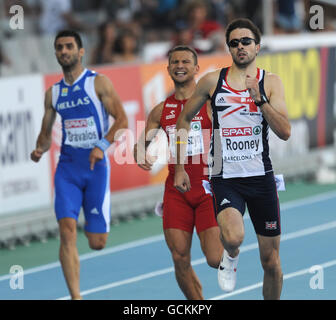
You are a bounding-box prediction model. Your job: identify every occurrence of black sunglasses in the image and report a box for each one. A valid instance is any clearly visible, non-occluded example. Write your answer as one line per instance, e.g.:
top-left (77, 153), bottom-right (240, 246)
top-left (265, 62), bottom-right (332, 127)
top-left (228, 37), bottom-right (256, 48)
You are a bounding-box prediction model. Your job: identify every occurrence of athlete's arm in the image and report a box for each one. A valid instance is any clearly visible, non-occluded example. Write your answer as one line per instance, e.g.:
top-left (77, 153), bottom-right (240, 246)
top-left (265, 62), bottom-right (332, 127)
top-left (174, 71), bottom-right (218, 193)
top-left (246, 73), bottom-right (291, 141)
top-left (31, 87), bottom-right (56, 162)
top-left (133, 102), bottom-right (164, 171)
top-left (264, 74), bottom-right (291, 140)
top-left (90, 74), bottom-right (128, 170)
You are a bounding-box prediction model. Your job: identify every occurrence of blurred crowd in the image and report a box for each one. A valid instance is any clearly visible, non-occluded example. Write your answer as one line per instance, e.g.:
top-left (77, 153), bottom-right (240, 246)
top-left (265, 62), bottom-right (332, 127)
top-left (1, 0), bottom-right (336, 69)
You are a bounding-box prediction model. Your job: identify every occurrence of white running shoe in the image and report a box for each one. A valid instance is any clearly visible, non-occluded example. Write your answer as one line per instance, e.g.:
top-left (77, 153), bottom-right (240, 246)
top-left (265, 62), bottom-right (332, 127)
top-left (218, 249), bottom-right (239, 292)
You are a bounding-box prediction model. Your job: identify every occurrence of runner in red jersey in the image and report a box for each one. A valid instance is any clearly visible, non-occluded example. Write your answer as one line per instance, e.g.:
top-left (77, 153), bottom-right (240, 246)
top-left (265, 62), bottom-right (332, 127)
top-left (134, 46), bottom-right (223, 300)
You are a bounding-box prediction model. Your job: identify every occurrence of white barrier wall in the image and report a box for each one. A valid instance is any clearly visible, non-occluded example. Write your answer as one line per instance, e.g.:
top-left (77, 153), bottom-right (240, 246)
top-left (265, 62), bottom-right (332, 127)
top-left (0, 75), bottom-right (52, 215)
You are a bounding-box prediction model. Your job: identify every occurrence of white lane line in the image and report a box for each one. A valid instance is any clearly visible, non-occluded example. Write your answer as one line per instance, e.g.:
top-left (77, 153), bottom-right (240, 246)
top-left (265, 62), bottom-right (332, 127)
top-left (210, 259), bottom-right (336, 300)
top-left (1, 190), bottom-right (335, 282)
top-left (58, 266), bottom-right (174, 300)
top-left (58, 257), bottom-right (207, 300)
top-left (0, 234), bottom-right (164, 282)
top-left (243, 189), bottom-right (336, 220)
top-left (57, 219), bottom-right (336, 300)
top-left (280, 190), bottom-right (336, 211)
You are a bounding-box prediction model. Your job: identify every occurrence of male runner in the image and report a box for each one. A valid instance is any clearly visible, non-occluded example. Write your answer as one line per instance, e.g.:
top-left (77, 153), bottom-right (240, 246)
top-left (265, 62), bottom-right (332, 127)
top-left (31, 30), bottom-right (128, 300)
top-left (174, 19), bottom-right (291, 299)
top-left (133, 46), bottom-right (223, 300)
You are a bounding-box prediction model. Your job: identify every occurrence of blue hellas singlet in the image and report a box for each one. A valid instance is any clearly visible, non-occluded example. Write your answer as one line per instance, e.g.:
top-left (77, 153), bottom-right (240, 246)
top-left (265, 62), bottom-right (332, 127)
top-left (51, 69), bottom-right (111, 233)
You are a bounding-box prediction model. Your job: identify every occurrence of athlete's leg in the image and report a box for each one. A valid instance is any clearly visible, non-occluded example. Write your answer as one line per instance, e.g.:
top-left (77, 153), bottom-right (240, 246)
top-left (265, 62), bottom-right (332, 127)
top-left (58, 217), bottom-right (82, 300)
top-left (164, 228), bottom-right (203, 300)
top-left (216, 208), bottom-right (245, 258)
top-left (198, 226), bottom-right (223, 268)
top-left (246, 172), bottom-right (282, 299)
top-left (210, 178), bottom-right (246, 258)
top-left (83, 156), bottom-right (110, 250)
top-left (257, 234), bottom-right (283, 300)
top-left (194, 182), bottom-right (223, 268)
top-left (211, 178), bottom-right (246, 291)
top-left (54, 161), bottom-right (83, 300)
top-left (163, 176), bottom-right (203, 299)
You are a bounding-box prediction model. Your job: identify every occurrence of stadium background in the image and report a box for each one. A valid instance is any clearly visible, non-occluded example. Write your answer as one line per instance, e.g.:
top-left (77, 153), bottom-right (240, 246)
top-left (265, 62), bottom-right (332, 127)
top-left (0, 0), bottom-right (336, 300)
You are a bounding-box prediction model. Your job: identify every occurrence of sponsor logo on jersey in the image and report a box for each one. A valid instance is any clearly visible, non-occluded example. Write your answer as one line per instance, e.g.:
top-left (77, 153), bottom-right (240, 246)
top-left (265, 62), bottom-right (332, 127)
top-left (220, 198), bottom-right (231, 205)
top-left (91, 208), bottom-right (99, 215)
top-left (216, 96), bottom-right (227, 106)
top-left (166, 110), bottom-right (176, 120)
top-left (166, 103), bottom-right (177, 108)
top-left (253, 125), bottom-right (262, 135)
top-left (191, 122), bottom-right (201, 131)
top-left (64, 118), bottom-right (95, 129)
top-left (222, 127), bottom-right (252, 137)
top-left (166, 124), bottom-right (176, 133)
top-left (73, 85), bottom-right (81, 92)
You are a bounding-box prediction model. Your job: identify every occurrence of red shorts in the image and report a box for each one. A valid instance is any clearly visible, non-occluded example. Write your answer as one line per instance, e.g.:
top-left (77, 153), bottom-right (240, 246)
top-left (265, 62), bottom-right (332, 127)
top-left (162, 175), bottom-right (218, 234)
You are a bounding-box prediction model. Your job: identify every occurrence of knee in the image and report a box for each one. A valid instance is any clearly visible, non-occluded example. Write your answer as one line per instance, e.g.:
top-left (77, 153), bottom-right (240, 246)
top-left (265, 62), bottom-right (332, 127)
top-left (171, 250), bottom-right (190, 269)
top-left (88, 238), bottom-right (106, 251)
top-left (260, 253), bottom-right (281, 273)
top-left (222, 230), bottom-right (244, 250)
top-left (59, 221), bottom-right (77, 246)
top-left (206, 255), bottom-right (221, 269)
top-left (204, 249), bottom-right (222, 268)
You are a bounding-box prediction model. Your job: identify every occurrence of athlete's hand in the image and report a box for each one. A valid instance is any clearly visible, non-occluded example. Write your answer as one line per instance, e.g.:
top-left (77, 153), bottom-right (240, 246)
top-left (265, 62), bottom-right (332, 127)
top-left (174, 167), bottom-right (191, 193)
top-left (133, 143), bottom-right (155, 171)
top-left (246, 75), bottom-right (260, 101)
top-left (30, 148), bottom-right (44, 162)
top-left (89, 147), bottom-right (104, 170)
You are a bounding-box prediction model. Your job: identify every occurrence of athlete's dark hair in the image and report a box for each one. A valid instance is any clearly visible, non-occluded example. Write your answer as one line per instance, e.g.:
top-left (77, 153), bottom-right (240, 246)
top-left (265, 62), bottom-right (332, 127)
top-left (168, 45), bottom-right (198, 65)
top-left (54, 30), bottom-right (83, 49)
top-left (225, 18), bottom-right (261, 45)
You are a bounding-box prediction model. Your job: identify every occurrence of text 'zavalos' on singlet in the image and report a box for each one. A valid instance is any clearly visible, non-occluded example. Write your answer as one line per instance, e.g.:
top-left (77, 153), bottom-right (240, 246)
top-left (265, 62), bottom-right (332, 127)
top-left (210, 67), bottom-right (272, 179)
top-left (160, 94), bottom-right (212, 181)
top-left (51, 69), bottom-right (109, 158)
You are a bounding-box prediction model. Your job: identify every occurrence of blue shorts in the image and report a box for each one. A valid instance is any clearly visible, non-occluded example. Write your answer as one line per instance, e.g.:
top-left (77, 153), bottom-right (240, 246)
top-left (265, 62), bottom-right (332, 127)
top-left (210, 172), bottom-right (280, 237)
top-left (54, 152), bottom-right (111, 233)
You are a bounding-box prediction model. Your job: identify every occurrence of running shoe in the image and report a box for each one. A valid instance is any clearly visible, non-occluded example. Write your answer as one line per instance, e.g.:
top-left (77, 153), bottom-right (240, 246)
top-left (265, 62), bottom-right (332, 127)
top-left (218, 249), bottom-right (239, 292)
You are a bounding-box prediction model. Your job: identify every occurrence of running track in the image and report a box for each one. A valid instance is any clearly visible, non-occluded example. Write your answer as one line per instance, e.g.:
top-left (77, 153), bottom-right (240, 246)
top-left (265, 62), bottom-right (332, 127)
top-left (0, 189), bottom-right (335, 300)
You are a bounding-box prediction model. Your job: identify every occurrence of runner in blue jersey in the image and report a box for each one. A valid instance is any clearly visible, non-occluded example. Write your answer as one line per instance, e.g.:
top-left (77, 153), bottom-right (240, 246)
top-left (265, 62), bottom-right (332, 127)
top-left (31, 30), bottom-right (128, 300)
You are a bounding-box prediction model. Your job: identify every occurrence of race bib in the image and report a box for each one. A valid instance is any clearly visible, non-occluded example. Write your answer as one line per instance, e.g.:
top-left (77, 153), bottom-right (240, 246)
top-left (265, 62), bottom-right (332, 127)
top-left (221, 126), bottom-right (263, 162)
top-left (64, 116), bottom-right (99, 149)
top-left (168, 121), bottom-right (204, 158)
top-left (187, 121), bottom-right (204, 156)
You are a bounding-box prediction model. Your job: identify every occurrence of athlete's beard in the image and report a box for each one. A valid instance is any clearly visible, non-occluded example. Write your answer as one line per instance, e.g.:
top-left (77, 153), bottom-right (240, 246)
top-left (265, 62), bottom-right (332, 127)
top-left (233, 53), bottom-right (256, 69)
top-left (57, 54), bottom-right (80, 72)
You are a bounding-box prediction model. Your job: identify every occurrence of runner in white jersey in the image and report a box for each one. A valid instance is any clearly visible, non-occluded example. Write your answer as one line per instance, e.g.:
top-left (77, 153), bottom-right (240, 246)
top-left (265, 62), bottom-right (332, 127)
top-left (210, 66), bottom-right (272, 178)
top-left (174, 19), bottom-right (291, 299)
